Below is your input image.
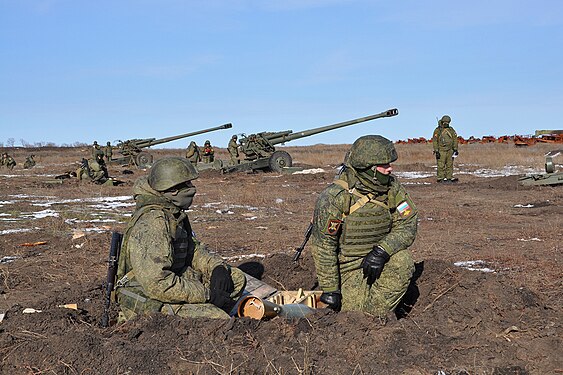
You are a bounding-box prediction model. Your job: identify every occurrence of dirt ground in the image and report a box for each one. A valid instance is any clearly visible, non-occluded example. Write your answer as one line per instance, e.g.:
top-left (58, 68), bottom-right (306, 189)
top-left (0, 147), bottom-right (561, 374)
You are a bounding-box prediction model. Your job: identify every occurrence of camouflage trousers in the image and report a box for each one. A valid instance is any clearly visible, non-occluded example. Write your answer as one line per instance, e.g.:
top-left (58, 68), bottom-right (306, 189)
top-left (340, 249), bottom-right (414, 317)
top-left (117, 268), bottom-right (246, 323)
top-left (436, 149), bottom-right (455, 180)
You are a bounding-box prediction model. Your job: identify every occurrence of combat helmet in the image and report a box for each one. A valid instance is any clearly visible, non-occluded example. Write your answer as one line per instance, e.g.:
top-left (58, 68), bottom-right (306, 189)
top-left (148, 157), bottom-right (199, 192)
top-left (440, 115), bottom-right (451, 124)
top-left (347, 135), bottom-right (398, 169)
top-left (204, 140), bottom-right (211, 146)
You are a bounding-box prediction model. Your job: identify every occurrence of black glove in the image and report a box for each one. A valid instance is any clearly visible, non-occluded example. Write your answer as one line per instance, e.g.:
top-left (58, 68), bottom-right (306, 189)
top-left (453, 150), bottom-right (459, 157)
top-left (361, 246), bottom-right (390, 285)
top-left (320, 291), bottom-right (342, 312)
top-left (209, 288), bottom-right (233, 310)
top-left (210, 266), bottom-right (234, 294)
top-left (434, 150), bottom-right (441, 159)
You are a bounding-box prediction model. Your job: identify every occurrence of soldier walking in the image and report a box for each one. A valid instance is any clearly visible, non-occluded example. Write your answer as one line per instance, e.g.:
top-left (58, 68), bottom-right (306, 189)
top-left (309, 135), bottom-right (417, 319)
top-left (432, 115), bottom-right (459, 183)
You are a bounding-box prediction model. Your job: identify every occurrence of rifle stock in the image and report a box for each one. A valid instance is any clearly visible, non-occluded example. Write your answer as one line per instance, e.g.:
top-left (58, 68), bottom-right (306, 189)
top-left (293, 222), bottom-right (313, 262)
top-left (100, 231), bottom-right (123, 328)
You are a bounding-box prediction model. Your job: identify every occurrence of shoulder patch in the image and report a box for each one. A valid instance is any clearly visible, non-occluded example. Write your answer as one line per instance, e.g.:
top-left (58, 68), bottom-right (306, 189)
top-left (325, 219), bottom-right (342, 235)
top-left (396, 200), bottom-right (413, 218)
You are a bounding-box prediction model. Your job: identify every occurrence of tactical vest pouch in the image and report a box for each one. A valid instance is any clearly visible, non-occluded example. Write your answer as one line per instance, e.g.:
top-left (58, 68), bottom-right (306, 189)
top-left (117, 288), bottom-right (164, 315)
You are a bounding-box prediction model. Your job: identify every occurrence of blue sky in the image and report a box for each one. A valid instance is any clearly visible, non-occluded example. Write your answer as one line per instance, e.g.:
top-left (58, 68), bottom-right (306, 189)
top-left (1, 0), bottom-right (562, 148)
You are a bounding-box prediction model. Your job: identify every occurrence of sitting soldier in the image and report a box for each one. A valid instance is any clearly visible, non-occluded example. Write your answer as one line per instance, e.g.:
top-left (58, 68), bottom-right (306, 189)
top-left (76, 151), bottom-right (118, 186)
top-left (1, 153), bottom-right (17, 170)
top-left (23, 155), bottom-right (36, 169)
top-left (115, 157), bottom-right (246, 322)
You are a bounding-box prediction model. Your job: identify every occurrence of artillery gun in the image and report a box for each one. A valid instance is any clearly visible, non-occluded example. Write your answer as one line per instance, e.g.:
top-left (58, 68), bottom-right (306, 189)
top-left (113, 123), bottom-right (232, 167)
top-left (518, 149), bottom-right (563, 186)
top-left (217, 108), bottom-right (398, 173)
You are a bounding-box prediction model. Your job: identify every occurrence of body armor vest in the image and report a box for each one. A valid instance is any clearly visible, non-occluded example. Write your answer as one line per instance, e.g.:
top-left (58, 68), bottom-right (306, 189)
top-left (334, 180), bottom-right (397, 275)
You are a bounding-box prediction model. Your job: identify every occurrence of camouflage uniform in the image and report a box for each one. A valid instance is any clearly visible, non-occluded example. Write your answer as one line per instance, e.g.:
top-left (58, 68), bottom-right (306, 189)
top-left (201, 140), bottom-right (214, 164)
top-left (115, 158), bottom-right (245, 322)
top-left (23, 155), bottom-right (36, 169)
top-left (2, 153), bottom-right (16, 170)
top-left (185, 141), bottom-right (201, 165)
top-left (76, 152), bottom-right (115, 186)
top-left (227, 135), bottom-right (239, 166)
top-left (432, 115), bottom-right (459, 182)
top-left (310, 135), bottom-right (417, 317)
top-left (92, 141), bottom-right (101, 159)
top-left (104, 142), bottom-right (113, 162)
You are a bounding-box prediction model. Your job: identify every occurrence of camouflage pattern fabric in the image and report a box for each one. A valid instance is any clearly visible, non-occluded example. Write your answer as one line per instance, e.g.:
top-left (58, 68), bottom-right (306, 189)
top-left (104, 144), bottom-right (113, 162)
top-left (432, 117), bottom-right (458, 180)
top-left (76, 158), bottom-right (115, 185)
top-left (116, 177), bottom-right (245, 322)
top-left (185, 142), bottom-right (200, 165)
top-left (23, 155), bottom-right (36, 169)
top-left (310, 167), bottom-right (417, 316)
top-left (201, 145), bottom-right (214, 163)
top-left (3, 155), bottom-right (16, 170)
top-left (227, 138), bottom-right (239, 166)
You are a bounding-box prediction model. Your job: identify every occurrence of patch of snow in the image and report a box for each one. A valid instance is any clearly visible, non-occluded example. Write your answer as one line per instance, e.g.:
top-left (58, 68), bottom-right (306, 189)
top-left (275, 198), bottom-right (284, 204)
top-left (245, 216), bottom-right (258, 220)
top-left (293, 168), bottom-right (325, 175)
top-left (454, 260), bottom-right (496, 273)
top-left (1, 228), bottom-right (34, 235)
top-left (513, 204), bottom-right (534, 208)
top-left (517, 238), bottom-right (542, 242)
top-left (0, 256), bottom-right (19, 264)
top-left (21, 209), bottom-right (59, 219)
top-left (224, 253), bottom-right (266, 261)
top-left (395, 171), bottom-right (434, 179)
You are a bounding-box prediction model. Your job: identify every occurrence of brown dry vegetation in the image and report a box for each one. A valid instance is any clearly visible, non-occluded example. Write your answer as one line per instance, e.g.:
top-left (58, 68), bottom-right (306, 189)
top-left (0, 143), bottom-right (561, 375)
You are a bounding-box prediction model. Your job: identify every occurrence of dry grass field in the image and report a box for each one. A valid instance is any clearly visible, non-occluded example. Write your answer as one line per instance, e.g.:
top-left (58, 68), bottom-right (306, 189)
top-left (0, 143), bottom-right (561, 374)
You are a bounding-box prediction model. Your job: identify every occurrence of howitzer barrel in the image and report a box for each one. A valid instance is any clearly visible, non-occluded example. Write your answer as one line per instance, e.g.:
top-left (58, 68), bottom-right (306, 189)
top-left (142, 123), bottom-right (233, 147)
top-left (266, 108), bottom-right (398, 145)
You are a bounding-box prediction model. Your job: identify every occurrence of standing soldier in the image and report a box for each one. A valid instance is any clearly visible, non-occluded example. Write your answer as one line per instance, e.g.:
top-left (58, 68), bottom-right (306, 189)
top-left (104, 141), bottom-right (113, 163)
top-left (432, 115), bottom-right (459, 183)
top-left (227, 135), bottom-right (239, 166)
top-left (92, 141), bottom-right (101, 159)
top-left (23, 155), bottom-right (36, 169)
top-left (115, 157), bottom-right (246, 322)
top-left (309, 135), bottom-right (417, 319)
top-left (185, 141), bottom-right (201, 166)
top-left (201, 140), bottom-right (215, 163)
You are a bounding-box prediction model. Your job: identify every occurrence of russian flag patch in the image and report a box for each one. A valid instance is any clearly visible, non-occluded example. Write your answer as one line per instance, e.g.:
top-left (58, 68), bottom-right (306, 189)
top-left (397, 201), bottom-right (412, 217)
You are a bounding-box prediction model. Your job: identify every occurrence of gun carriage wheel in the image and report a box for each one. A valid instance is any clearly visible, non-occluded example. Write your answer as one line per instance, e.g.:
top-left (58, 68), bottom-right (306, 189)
top-left (268, 151), bottom-right (292, 172)
top-left (135, 152), bottom-right (153, 168)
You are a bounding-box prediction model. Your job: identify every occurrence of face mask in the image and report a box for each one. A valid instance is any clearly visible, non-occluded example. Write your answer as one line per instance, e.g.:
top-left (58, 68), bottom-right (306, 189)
top-left (163, 184), bottom-right (197, 210)
top-left (375, 170), bottom-right (391, 185)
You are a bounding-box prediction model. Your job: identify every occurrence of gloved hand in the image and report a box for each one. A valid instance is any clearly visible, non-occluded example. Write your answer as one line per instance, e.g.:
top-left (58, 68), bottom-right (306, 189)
top-left (453, 150), bottom-right (459, 157)
top-left (210, 266), bottom-right (234, 294)
top-left (361, 246), bottom-right (390, 285)
top-left (434, 150), bottom-right (441, 159)
top-left (320, 291), bottom-right (342, 312)
top-left (209, 288), bottom-right (233, 310)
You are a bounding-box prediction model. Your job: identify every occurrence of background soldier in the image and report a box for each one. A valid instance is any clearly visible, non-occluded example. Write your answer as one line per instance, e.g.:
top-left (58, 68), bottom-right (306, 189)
top-left (201, 140), bottom-right (214, 163)
top-left (432, 115), bottom-right (459, 183)
top-left (92, 141), bottom-right (101, 159)
top-left (76, 151), bottom-right (117, 186)
top-left (1, 152), bottom-right (17, 170)
top-left (310, 135), bottom-right (417, 319)
top-left (185, 141), bottom-right (201, 166)
top-left (115, 157), bottom-right (246, 322)
top-left (23, 155), bottom-right (36, 169)
top-left (104, 141), bottom-right (113, 163)
top-left (227, 135), bottom-right (239, 166)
